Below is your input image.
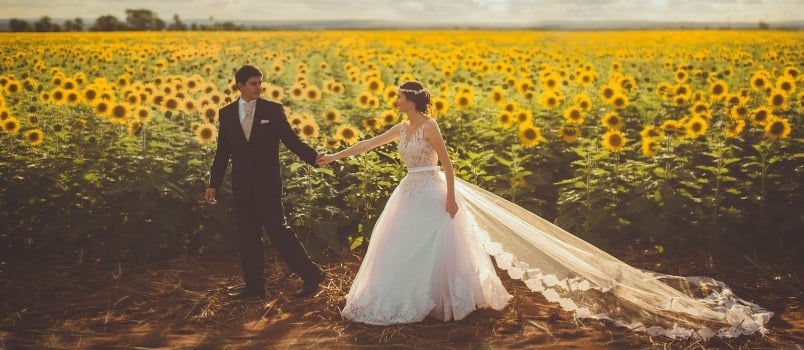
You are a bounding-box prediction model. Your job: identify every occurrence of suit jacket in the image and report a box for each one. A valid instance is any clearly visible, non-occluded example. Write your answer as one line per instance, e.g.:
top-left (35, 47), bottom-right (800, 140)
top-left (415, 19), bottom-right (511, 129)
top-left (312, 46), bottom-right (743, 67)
top-left (209, 98), bottom-right (317, 205)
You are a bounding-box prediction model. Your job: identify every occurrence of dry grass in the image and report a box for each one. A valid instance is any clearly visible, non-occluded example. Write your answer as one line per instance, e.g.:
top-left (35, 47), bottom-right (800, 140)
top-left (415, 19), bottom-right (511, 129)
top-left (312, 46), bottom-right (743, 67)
top-left (0, 247), bottom-right (800, 349)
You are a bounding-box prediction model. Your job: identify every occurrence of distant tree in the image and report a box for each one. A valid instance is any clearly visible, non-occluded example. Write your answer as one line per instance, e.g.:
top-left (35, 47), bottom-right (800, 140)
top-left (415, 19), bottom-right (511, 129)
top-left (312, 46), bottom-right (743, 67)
top-left (125, 9), bottom-right (165, 31)
top-left (90, 15), bottom-right (127, 31)
top-left (9, 18), bottom-right (32, 32)
top-left (34, 16), bottom-right (61, 32)
top-left (168, 14), bottom-right (187, 31)
top-left (191, 23), bottom-right (198, 31)
top-left (758, 21), bottom-right (770, 30)
top-left (64, 17), bottom-right (84, 31)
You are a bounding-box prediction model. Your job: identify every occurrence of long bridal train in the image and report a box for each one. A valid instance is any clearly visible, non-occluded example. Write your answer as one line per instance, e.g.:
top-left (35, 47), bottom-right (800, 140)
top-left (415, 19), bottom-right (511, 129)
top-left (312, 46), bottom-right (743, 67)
top-left (454, 174), bottom-right (772, 339)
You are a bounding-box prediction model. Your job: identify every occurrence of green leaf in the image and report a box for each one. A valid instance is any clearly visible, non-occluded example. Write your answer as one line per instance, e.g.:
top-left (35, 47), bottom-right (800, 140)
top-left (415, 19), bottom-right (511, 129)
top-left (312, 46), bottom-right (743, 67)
top-left (349, 236), bottom-right (364, 251)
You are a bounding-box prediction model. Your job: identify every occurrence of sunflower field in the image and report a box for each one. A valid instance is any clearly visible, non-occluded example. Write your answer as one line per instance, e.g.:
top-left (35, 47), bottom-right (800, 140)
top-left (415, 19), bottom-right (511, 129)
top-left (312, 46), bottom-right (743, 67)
top-left (0, 31), bottom-right (801, 263)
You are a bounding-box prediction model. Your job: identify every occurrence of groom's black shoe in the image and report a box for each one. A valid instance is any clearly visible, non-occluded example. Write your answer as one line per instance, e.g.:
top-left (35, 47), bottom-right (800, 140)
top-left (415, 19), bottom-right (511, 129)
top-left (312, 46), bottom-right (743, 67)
top-left (295, 272), bottom-right (325, 298)
top-left (228, 287), bottom-right (265, 300)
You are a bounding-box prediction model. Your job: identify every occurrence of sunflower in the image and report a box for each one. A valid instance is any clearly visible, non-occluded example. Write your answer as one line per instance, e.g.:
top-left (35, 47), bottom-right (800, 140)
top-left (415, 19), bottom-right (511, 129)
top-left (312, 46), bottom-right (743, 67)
top-left (330, 82), bottom-right (344, 95)
top-left (573, 94), bottom-right (592, 112)
top-left (674, 69), bottom-right (688, 83)
top-left (136, 106), bottom-right (153, 123)
top-left (725, 120), bottom-right (746, 138)
top-left (726, 105), bottom-right (748, 121)
top-left (280, 83), bottom-right (300, 100)
top-left (641, 138), bottom-right (660, 157)
top-left (361, 117), bottom-right (380, 131)
top-left (661, 119), bottom-right (681, 133)
top-left (776, 76), bottom-right (796, 95)
top-left (708, 80), bottom-right (728, 100)
top-left (2, 117), bottom-right (20, 135)
top-left (5, 81), bottom-right (20, 94)
top-left (673, 95), bottom-right (689, 107)
top-left (599, 84), bottom-right (617, 103)
top-left (163, 96), bottom-right (180, 111)
top-left (431, 97), bottom-right (448, 117)
top-left (0, 108), bottom-right (9, 120)
top-left (767, 89), bottom-right (788, 110)
top-left (539, 90), bottom-right (563, 110)
top-left (336, 124), bottom-right (360, 145)
top-left (618, 75), bottom-right (636, 91)
top-left (356, 91), bottom-right (372, 109)
top-left (748, 107), bottom-right (771, 126)
top-left (558, 125), bottom-right (580, 143)
top-left (602, 130), bottom-right (626, 152)
top-left (380, 110), bottom-right (398, 126)
top-left (563, 106), bottom-right (584, 124)
top-left (601, 112), bottom-right (623, 130)
top-left (128, 120), bottom-right (143, 136)
top-left (514, 109), bottom-right (532, 125)
top-left (454, 92), bottom-right (473, 111)
top-left (686, 116), bottom-right (708, 138)
top-left (497, 111), bottom-right (514, 129)
top-left (322, 138), bottom-right (341, 149)
top-left (690, 101), bottom-right (711, 120)
top-left (750, 72), bottom-right (769, 91)
top-left (518, 124), bottom-right (543, 148)
top-left (195, 123), bottom-right (217, 144)
top-left (764, 117), bottom-right (791, 140)
top-left (298, 120), bottom-right (320, 140)
top-left (610, 93), bottom-right (629, 110)
top-left (783, 66), bottom-right (799, 79)
top-left (323, 108), bottom-right (341, 124)
top-left (109, 103), bottom-right (129, 124)
top-left (51, 87), bottom-right (67, 105)
top-left (267, 86), bottom-right (285, 101)
top-left (578, 72), bottom-right (595, 87)
top-left (490, 87), bottom-right (506, 105)
top-left (181, 99), bottom-right (198, 114)
top-left (365, 77), bottom-right (385, 95)
top-left (640, 125), bottom-right (664, 139)
top-left (502, 100), bottom-right (517, 113)
top-left (383, 86), bottom-right (398, 102)
top-left (304, 85), bottom-right (322, 102)
top-left (25, 129), bottom-right (44, 146)
top-left (94, 100), bottom-right (111, 117)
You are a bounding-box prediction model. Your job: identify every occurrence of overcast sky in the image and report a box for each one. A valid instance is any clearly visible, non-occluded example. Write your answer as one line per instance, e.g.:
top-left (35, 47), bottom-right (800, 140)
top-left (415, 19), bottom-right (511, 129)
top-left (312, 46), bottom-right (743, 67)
top-left (1, 0), bottom-right (801, 24)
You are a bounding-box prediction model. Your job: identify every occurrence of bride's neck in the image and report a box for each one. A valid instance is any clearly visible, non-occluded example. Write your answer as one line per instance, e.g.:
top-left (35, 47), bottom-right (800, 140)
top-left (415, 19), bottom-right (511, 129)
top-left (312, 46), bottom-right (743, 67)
top-left (407, 111), bottom-right (427, 124)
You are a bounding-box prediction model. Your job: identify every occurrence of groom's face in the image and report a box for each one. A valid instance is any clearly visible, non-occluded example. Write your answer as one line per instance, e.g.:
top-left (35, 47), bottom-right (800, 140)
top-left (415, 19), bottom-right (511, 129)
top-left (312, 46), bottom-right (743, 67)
top-left (238, 76), bottom-right (263, 101)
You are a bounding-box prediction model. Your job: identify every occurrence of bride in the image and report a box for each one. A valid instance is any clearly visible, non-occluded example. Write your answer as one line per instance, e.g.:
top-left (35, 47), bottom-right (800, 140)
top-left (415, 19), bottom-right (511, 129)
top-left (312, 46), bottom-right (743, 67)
top-left (317, 81), bottom-right (772, 339)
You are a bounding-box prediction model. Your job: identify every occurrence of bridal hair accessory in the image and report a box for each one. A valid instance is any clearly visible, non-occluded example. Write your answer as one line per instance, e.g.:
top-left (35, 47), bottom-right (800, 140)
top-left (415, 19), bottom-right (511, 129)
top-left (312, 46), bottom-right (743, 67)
top-left (398, 87), bottom-right (429, 95)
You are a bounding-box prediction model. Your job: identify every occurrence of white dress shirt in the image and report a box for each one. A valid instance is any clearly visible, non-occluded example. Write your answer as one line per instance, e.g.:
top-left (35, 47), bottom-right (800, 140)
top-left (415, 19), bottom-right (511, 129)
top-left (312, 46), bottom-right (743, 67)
top-left (239, 98), bottom-right (257, 124)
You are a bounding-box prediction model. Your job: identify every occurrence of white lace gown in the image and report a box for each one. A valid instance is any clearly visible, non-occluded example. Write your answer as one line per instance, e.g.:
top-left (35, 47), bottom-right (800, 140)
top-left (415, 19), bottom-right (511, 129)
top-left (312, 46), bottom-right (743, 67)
top-left (342, 120), bottom-right (772, 339)
top-left (341, 121), bottom-right (512, 325)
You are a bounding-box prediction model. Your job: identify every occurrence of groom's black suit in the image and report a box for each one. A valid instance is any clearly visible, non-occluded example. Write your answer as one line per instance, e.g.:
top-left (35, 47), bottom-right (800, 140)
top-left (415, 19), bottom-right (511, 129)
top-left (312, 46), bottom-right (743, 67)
top-left (209, 97), bottom-right (322, 294)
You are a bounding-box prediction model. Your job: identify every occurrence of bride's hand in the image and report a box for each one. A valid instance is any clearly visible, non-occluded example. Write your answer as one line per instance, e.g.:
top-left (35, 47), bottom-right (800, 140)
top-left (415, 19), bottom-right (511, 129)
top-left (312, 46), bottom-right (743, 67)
top-left (446, 199), bottom-right (458, 218)
top-left (317, 154), bottom-right (336, 167)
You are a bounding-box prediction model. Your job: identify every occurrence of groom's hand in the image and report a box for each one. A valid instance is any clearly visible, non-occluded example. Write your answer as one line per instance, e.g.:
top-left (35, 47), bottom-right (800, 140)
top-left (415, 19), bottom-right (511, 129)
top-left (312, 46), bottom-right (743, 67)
top-left (315, 153), bottom-right (326, 167)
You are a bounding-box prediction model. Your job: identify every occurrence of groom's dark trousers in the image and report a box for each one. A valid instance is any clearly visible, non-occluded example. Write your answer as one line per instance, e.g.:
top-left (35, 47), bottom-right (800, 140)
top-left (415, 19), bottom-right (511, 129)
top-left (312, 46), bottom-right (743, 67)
top-left (209, 98), bottom-right (321, 293)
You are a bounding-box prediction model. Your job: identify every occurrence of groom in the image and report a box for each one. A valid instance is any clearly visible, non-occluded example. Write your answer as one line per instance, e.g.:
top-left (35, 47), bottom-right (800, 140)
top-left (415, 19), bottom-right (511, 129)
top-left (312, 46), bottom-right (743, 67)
top-left (204, 64), bottom-right (324, 300)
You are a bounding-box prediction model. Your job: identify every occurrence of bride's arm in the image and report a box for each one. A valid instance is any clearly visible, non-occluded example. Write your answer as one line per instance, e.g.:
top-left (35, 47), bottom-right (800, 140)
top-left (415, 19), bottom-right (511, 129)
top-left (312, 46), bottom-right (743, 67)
top-left (423, 119), bottom-right (458, 218)
top-left (323, 123), bottom-right (402, 164)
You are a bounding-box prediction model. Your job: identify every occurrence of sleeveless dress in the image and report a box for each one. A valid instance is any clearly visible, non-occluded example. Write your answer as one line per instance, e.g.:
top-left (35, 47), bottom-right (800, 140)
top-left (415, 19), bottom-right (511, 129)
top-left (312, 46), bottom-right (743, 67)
top-left (341, 120), bottom-right (512, 325)
top-left (341, 120), bottom-right (772, 339)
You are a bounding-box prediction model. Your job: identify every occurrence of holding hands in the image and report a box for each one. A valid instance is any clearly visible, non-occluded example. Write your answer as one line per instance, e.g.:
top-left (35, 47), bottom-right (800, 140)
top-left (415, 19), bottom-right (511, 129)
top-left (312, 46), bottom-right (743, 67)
top-left (316, 154), bottom-right (337, 167)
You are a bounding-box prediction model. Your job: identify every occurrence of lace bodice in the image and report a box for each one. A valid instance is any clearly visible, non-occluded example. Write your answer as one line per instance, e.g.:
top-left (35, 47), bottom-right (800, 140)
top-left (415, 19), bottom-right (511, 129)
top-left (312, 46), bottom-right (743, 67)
top-left (399, 121), bottom-right (438, 168)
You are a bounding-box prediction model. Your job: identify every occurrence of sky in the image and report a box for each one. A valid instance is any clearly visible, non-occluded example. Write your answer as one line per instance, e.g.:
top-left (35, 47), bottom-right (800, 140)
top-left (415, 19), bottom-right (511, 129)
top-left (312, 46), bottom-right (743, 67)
top-left (1, 0), bottom-right (802, 24)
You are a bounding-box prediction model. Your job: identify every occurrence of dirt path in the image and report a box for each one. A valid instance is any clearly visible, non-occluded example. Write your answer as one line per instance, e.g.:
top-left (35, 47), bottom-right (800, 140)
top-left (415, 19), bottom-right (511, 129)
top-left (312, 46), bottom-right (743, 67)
top-left (1, 248), bottom-right (800, 349)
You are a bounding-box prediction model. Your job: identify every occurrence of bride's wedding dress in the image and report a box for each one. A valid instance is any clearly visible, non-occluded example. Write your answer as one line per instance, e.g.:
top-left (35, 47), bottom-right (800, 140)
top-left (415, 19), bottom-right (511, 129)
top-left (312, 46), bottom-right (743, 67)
top-left (341, 120), bottom-right (772, 339)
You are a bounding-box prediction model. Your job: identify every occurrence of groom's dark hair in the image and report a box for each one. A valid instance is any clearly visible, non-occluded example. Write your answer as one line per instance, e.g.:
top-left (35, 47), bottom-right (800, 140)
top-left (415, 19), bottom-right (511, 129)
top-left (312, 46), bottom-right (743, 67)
top-left (235, 65), bottom-right (263, 85)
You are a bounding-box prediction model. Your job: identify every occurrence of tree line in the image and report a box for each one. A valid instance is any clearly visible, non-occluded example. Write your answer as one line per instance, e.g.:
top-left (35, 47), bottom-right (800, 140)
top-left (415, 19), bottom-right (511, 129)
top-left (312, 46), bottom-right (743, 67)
top-left (7, 9), bottom-right (244, 32)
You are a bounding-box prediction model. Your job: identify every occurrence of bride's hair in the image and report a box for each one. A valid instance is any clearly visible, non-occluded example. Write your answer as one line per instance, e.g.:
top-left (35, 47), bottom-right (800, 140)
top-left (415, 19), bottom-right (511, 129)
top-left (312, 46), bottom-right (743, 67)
top-left (398, 80), bottom-right (431, 114)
